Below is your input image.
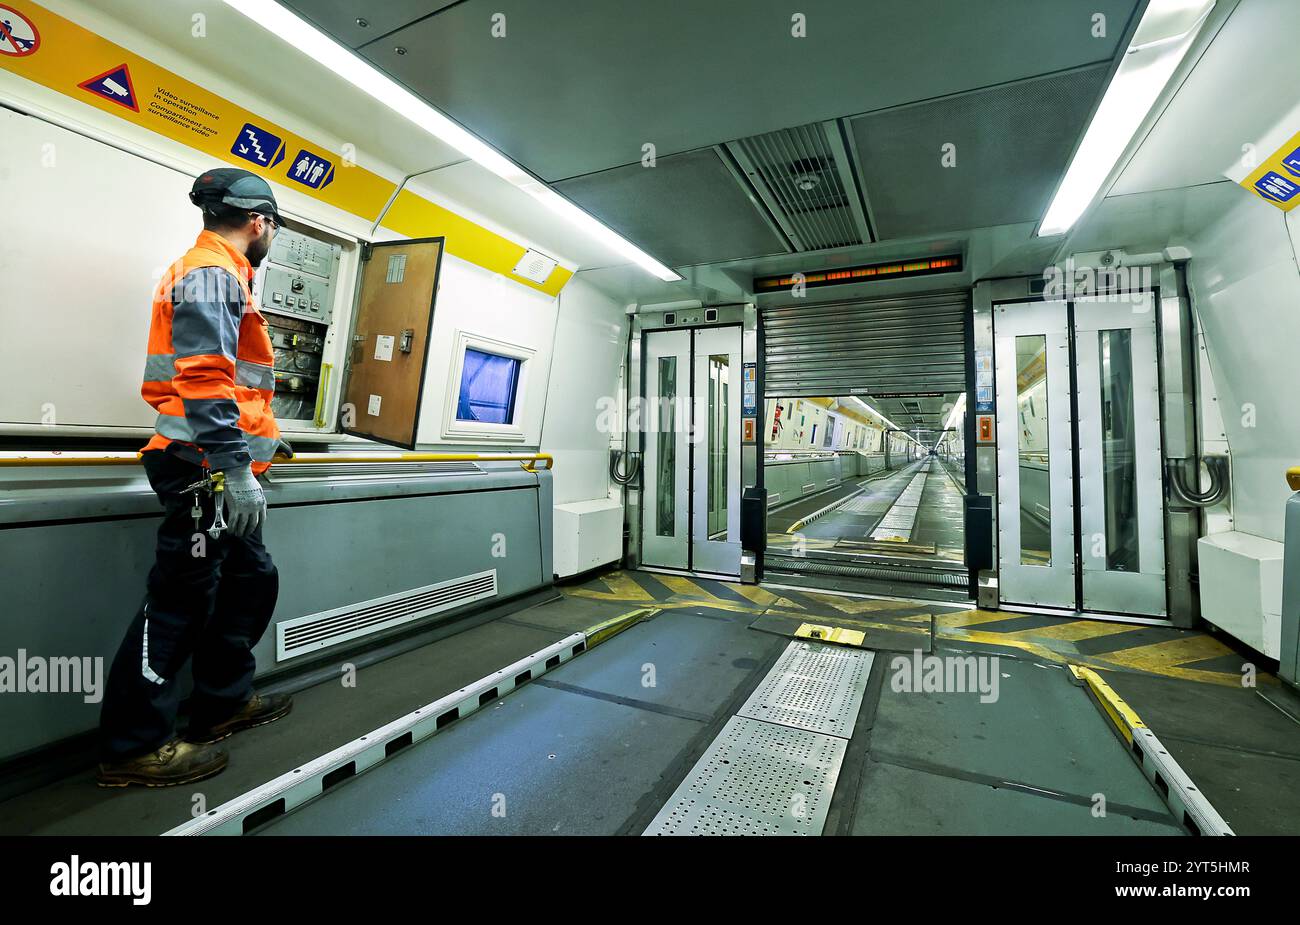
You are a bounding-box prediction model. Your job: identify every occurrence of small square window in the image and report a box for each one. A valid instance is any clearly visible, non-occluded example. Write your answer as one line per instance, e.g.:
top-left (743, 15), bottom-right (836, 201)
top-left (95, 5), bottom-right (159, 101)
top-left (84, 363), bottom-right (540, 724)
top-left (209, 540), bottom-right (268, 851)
top-left (456, 348), bottom-right (521, 424)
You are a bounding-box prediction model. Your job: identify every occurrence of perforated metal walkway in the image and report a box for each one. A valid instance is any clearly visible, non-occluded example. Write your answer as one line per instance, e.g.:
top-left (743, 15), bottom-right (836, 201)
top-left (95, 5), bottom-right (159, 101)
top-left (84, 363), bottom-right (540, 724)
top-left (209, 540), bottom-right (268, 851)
top-left (644, 641), bottom-right (874, 835)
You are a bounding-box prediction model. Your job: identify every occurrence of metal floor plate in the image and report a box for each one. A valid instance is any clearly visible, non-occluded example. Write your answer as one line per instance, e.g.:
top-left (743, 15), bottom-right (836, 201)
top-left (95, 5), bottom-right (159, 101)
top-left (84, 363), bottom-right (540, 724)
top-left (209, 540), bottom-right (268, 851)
top-left (642, 715), bottom-right (847, 836)
top-left (870, 462), bottom-right (932, 542)
top-left (736, 641), bottom-right (875, 737)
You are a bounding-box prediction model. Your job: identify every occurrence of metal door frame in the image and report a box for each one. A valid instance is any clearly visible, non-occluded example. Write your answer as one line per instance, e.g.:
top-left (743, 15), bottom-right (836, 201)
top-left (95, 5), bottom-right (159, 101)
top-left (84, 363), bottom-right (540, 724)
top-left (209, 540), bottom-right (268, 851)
top-left (994, 299), bottom-right (1077, 609)
top-left (1074, 292), bottom-right (1167, 616)
top-left (640, 329), bottom-right (690, 570)
top-left (691, 325), bottom-right (743, 575)
top-left (993, 290), bottom-right (1168, 618)
top-left (638, 324), bottom-right (743, 577)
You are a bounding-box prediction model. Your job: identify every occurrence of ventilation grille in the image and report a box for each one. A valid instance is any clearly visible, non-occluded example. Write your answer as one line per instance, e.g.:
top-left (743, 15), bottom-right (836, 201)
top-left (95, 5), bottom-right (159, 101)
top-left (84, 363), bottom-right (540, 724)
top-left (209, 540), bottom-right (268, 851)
top-left (727, 120), bottom-right (869, 252)
top-left (268, 461), bottom-right (483, 482)
top-left (276, 570), bottom-right (498, 661)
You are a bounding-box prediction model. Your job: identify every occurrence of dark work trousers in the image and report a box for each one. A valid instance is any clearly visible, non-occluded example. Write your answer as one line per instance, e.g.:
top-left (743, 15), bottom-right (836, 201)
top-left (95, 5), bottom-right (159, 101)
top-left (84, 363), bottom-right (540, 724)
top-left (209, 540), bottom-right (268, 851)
top-left (98, 449), bottom-right (278, 761)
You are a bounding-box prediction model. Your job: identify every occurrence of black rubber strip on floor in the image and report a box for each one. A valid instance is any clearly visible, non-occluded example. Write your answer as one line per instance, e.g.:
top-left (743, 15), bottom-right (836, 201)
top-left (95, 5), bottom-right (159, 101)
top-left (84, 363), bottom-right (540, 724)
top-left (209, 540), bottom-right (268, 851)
top-left (614, 636), bottom-right (789, 835)
top-left (531, 678), bottom-right (713, 723)
top-left (823, 649), bottom-right (888, 836)
top-left (866, 749), bottom-right (1178, 826)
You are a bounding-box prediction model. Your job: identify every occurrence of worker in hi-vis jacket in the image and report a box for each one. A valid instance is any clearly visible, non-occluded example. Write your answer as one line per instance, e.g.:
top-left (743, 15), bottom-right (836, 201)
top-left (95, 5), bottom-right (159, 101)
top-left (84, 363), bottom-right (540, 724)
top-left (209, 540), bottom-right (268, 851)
top-left (97, 168), bottom-right (294, 787)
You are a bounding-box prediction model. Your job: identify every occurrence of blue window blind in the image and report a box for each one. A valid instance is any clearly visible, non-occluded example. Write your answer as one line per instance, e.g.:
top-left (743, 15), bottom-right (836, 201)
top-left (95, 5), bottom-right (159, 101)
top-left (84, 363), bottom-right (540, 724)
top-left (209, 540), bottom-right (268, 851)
top-left (456, 348), bottom-right (521, 424)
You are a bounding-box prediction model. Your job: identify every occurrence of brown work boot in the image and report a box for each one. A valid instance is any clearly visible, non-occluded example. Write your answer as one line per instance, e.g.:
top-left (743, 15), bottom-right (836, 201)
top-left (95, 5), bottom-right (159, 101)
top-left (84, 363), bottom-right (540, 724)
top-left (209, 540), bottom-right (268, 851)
top-left (187, 692), bottom-right (293, 745)
top-left (96, 739), bottom-right (228, 788)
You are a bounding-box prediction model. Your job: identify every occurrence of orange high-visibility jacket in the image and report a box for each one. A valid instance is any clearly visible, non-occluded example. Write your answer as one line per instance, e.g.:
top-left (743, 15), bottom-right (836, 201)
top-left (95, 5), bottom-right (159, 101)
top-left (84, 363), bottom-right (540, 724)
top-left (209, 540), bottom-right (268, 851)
top-left (141, 230), bottom-right (280, 474)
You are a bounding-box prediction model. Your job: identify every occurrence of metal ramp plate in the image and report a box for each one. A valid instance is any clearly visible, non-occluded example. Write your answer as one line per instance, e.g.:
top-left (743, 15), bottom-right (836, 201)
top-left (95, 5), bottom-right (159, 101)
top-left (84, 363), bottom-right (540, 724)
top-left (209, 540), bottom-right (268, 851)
top-left (642, 715), bottom-right (847, 836)
top-left (869, 462), bottom-right (931, 542)
top-left (736, 641), bottom-right (875, 737)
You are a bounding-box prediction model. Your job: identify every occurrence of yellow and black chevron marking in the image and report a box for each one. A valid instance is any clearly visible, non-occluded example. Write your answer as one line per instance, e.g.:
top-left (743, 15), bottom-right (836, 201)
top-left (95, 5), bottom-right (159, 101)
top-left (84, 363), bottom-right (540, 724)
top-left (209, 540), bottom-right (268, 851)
top-left (564, 570), bottom-right (1257, 686)
top-left (936, 609), bottom-right (1252, 686)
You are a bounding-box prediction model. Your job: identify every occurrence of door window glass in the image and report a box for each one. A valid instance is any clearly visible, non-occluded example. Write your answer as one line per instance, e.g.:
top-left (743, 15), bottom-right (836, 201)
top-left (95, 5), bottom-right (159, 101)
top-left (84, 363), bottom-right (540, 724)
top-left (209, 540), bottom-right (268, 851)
top-left (1015, 335), bottom-right (1051, 566)
top-left (707, 354), bottom-right (729, 539)
top-left (1099, 329), bottom-right (1139, 571)
top-left (656, 356), bottom-right (677, 537)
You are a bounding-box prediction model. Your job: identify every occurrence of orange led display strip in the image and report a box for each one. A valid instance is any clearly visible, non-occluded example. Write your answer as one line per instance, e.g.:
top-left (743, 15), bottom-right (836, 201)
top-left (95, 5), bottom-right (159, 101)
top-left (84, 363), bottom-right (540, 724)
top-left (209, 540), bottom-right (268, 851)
top-left (754, 255), bottom-right (962, 292)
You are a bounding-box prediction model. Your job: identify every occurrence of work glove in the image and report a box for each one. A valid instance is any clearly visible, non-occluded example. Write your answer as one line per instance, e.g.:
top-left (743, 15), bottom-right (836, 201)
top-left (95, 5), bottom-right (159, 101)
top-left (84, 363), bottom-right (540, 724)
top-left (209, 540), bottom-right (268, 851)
top-left (274, 439), bottom-right (295, 459)
top-left (221, 464), bottom-right (266, 538)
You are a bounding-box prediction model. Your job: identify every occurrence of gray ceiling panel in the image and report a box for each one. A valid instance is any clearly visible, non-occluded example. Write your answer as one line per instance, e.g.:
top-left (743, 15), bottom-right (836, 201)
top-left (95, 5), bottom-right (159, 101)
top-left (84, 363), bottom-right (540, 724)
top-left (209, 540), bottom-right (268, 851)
top-left (850, 65), bottom-right (1111, 240)
top-left (283, 1), bottom-right (456, 48)
top-left (554, 149), bottom-right (789, 269)
top-left (359, 0), bottom-right (1140, 182)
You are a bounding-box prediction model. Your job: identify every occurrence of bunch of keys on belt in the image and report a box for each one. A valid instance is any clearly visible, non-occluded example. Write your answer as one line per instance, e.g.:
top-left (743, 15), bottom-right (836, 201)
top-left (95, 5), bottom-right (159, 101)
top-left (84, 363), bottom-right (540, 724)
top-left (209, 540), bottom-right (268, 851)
top-left (184, 470), bottom-right (228, 539)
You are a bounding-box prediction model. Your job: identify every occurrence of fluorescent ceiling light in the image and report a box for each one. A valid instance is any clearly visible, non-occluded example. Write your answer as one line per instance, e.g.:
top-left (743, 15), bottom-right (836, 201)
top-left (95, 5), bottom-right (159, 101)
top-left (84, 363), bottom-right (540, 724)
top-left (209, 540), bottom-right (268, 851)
top-left (942, 392), bottom-right (966, 432)
top-left (934, 392), bottom-right (966, 450)
top-left (1038, 0), bottom-right (1215, 237)
top-left (846, 396), bottom-right (922, 446)
top-left (221, 0), bottom-right (682, 282)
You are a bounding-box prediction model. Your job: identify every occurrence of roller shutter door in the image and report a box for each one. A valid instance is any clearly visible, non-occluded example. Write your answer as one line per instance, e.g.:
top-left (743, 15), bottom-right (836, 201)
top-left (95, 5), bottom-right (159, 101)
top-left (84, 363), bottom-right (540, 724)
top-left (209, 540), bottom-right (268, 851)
top-left (762, 291), bottom-right (969, 398)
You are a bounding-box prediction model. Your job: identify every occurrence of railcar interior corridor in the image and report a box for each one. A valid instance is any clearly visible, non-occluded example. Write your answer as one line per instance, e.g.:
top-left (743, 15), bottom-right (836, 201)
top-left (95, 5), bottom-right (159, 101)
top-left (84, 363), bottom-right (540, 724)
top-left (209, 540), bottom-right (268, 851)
top-left (2, 0), bottom-right (1300, 882)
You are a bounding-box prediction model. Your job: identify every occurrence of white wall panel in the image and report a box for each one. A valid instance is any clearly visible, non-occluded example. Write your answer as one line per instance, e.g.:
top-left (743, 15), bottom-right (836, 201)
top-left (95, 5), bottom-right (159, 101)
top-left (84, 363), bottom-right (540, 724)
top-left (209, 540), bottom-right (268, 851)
top-left (0, 107), bottom-right (195, 428)
top-left (539, 276), bottom-right (626, 505)
top-left (1187, 195), bottom-right (1300, 541)
top-left (412, 254), bottom-right (558, 448)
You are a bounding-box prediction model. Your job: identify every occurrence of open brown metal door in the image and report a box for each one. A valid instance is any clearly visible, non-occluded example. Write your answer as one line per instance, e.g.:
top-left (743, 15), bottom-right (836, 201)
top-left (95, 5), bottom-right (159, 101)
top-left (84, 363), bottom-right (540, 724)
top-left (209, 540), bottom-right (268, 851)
top-left (342, 237), bottom-right (444, 448)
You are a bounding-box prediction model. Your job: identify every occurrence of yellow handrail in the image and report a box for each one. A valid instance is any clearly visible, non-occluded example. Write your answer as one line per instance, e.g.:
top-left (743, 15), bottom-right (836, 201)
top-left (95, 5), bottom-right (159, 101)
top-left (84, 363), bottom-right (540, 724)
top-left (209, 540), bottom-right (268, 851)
top-left (0, 451), bottom-right (554, 472)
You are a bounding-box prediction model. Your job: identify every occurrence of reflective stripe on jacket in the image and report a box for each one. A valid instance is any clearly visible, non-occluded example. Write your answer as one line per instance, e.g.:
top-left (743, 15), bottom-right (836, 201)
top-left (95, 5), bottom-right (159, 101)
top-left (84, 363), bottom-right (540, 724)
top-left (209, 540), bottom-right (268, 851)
top-left (141, 230), bottom-right (280, 474)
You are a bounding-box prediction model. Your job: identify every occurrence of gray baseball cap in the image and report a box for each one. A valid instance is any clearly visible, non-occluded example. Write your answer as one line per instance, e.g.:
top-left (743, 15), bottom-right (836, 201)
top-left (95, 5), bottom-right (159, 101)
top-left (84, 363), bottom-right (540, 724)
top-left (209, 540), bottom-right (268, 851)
top-left (189, 167), bottom-right (283, 226)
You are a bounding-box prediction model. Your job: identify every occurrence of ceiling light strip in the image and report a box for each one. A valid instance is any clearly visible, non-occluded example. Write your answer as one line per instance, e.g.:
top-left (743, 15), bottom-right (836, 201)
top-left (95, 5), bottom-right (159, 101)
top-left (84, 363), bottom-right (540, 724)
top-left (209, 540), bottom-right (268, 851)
top-left (221, 0), bottom-right (680, 281)
top-left (1037, 0), bottom-right (1216, 236)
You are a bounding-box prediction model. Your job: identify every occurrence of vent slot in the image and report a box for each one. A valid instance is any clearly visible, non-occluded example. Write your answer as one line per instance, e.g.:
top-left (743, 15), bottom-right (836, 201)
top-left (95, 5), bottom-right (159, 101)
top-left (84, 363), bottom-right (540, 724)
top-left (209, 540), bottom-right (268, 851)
top-left (276, 569), bottom-right (498, 660)
top-left (727, 120), bottom-right (869, 252)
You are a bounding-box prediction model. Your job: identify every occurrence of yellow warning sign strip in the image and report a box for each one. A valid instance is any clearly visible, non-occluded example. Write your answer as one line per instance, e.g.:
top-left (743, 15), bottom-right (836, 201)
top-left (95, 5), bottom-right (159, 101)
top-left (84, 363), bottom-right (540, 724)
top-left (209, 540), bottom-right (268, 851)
top-left (0, 1), bottom-right (572, 295)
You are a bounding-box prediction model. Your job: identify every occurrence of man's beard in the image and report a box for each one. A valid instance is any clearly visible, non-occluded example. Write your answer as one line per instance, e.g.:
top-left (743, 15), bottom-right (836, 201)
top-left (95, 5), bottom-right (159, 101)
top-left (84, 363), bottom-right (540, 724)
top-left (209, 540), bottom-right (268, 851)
top-left (247, 227), bottom-right (272, 267)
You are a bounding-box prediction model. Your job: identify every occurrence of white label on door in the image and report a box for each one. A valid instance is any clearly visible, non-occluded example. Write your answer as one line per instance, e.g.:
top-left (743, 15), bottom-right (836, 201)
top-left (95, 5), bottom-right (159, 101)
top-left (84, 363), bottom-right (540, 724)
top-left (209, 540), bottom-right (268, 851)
top-left (374, 334), bottom-right (395, 361)
top-left (367, 394), bottom-right (382, 417)
top-left (386, 254), bottom-right (407, 284)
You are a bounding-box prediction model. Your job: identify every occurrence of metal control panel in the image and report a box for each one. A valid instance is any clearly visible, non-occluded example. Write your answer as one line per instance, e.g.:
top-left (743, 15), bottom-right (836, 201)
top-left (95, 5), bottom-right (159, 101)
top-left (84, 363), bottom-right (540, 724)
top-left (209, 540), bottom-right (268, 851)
top-left (260, 231), bottom-right (339, 324)
top-left (255, 227), bottom-right (342, 423)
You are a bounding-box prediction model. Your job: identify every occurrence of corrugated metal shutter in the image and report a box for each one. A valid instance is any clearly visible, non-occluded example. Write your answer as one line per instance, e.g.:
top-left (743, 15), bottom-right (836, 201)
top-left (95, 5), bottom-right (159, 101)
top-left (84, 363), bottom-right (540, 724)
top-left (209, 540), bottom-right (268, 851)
top-left (762, 291), bottom-right (968, 398)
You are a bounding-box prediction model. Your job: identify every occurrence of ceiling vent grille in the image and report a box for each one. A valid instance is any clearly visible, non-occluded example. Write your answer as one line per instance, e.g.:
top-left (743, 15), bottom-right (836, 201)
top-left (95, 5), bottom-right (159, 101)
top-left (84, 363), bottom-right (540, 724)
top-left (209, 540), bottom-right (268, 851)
top-left (726, 121), bottom-right (871, 252)
top-left (276, 569), bottom-right (498, 661)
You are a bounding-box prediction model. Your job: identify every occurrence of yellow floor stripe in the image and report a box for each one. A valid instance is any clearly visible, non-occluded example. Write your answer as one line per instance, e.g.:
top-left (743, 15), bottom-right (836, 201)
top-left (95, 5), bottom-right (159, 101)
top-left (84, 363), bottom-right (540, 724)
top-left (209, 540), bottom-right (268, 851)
top-left (567, 572), bottom-right (653, 603)
top-left (1004, 620), bottom-right (1148, 644)
top-left (933, 609), bottom-right (1014, 629)
top-left (730, 584), bottom-right (780, 607)
top-left (1102, 634), bottom-right (1236, 673)
top-left (796, 592), bottom-right (933, 615)
top-left (653, 575), bottom-right (723, 601)
top-left (771, 596), bottom-right (807, 611)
